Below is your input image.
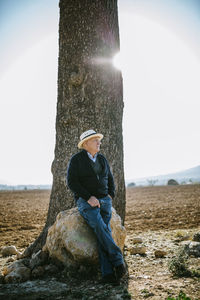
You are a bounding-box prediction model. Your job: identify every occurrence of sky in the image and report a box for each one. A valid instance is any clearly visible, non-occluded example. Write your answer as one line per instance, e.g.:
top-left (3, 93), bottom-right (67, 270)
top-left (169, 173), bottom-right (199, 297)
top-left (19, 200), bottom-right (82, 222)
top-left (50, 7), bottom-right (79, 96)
top-left (0, 0), bottom-right (200, 185)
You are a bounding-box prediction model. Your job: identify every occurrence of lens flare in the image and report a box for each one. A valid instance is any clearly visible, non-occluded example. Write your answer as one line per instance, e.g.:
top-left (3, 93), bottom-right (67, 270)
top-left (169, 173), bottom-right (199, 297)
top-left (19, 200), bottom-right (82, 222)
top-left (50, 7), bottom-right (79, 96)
top-left (112, 52), bottom-right (123, 70)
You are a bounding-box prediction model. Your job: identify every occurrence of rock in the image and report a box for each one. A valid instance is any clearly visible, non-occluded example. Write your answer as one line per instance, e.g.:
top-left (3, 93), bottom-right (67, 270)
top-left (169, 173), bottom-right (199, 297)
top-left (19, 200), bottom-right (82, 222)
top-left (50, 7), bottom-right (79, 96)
top-left (154, 250), bottom-right (167, 258)
top-left (4, 266), bottom-right (31, 283)
top-left (1, 245), bottom-right (20, 257)
top-left (2, 259), bottom-right (26, 276)
top-left (180, 235), bottom-right (191, 241)
top-left (130, 247), bottom-right (146, 255)
top-left (184, 241), bottom-right (200, 257)
top-left (110, 209), bottom-right (126, 251)
top-left (31, 266), bottom-right (45, 278)
top-left (193, 233), bottom-right (200, 242)
top-left (132, 238), bottom-right (143, 244)
top-left (29, 250), bottom-right (49, 270)
top-left (43, 207), bottom-right (126, 267)
top-left (0, 279), bottom-right (68, 298)
top-left (175, 235), bottom-right (191, 242)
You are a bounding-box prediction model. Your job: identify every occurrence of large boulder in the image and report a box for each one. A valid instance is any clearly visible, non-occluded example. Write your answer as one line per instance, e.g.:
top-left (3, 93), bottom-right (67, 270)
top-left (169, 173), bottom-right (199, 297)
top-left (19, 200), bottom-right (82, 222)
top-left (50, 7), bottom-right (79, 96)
top-left (43, 207), bottom-right (126, 267)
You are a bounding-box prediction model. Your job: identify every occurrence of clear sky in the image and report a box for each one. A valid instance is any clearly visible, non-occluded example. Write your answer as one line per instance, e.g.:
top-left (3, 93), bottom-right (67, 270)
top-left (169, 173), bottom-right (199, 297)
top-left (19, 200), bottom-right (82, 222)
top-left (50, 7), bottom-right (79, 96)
top-left (0, 0), bottom-right (200, 185)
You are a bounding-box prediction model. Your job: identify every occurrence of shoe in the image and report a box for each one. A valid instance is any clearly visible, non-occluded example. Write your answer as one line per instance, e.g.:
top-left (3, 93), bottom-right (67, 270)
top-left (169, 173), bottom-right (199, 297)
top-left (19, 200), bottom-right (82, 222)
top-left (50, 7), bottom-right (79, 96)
top-left (99, 273), bottom-right (119, 285)
top-left (115, 263), bottom-right (126, 280)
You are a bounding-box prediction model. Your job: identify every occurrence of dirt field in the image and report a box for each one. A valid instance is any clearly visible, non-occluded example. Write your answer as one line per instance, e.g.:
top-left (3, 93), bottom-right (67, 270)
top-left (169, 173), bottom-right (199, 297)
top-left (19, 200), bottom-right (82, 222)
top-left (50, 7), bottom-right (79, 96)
top-left (125, 184), bottom-right (200, 232)
top-left (0, 185), bottom-right (200, 299)
top-left (0, 189), bottom-right (51, 251)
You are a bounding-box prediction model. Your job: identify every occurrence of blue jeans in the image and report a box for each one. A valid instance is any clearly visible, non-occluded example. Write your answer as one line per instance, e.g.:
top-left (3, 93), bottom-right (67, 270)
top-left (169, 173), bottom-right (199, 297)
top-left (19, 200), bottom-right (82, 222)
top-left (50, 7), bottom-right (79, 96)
top-left (77, 196), bottom-right (124, 277)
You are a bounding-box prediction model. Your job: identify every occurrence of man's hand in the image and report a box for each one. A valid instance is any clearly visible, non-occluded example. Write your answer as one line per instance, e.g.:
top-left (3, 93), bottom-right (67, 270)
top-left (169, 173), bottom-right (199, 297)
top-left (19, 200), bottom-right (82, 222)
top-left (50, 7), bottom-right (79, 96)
top-left (87, 196), bottom-right (100, 208)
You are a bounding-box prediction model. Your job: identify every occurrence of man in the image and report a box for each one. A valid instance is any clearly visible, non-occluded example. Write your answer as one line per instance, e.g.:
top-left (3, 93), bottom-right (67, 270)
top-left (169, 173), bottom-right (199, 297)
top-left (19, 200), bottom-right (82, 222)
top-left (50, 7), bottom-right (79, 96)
top-left (67, 129), bottom-right (126, 284)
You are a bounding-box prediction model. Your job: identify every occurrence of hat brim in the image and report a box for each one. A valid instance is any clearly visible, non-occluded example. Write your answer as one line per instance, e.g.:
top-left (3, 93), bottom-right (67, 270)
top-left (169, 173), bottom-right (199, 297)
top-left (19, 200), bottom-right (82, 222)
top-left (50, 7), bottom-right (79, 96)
top-left (78, 133), bottom-right (103, 149)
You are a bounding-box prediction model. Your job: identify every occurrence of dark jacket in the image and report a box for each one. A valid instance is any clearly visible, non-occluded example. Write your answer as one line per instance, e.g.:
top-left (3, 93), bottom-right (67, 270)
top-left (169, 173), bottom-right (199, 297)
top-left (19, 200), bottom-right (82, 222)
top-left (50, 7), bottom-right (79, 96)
top-left (66, 149), bottom-right (115, 201)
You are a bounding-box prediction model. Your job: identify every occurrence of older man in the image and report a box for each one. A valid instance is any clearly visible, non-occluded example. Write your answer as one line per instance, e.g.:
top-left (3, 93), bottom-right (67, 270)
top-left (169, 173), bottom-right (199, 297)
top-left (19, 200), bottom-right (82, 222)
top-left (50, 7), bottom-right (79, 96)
top-left (67, 129), bottom-right (126, 284)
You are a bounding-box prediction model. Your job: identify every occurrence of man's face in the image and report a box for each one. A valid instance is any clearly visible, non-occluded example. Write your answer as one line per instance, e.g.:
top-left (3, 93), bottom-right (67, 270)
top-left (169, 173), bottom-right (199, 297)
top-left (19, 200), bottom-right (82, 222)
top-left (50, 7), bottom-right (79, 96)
top-left (83, 137), bottom-right (101, 154)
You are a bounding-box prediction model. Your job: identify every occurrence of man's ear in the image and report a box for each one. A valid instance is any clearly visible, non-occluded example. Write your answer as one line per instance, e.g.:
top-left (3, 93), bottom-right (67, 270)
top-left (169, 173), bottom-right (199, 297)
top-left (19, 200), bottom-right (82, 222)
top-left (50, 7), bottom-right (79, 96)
top-left (82, 141), bottom-right (87, 149)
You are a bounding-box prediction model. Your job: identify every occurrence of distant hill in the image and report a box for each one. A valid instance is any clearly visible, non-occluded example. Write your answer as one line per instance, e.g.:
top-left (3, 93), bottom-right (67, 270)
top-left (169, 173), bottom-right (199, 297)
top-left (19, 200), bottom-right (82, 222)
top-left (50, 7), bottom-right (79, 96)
top-left (1, 165), bottom-right (200, 190)
top-left (127, 165), bottom-right (200, 186)
top-left (0, 184), bottom-right (52, 191)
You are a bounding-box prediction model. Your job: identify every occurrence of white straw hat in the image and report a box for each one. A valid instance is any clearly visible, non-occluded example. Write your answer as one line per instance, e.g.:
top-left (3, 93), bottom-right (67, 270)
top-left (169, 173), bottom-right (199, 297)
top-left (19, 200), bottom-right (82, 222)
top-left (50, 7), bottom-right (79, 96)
top-left (78, 129), bottom-right (103, 149)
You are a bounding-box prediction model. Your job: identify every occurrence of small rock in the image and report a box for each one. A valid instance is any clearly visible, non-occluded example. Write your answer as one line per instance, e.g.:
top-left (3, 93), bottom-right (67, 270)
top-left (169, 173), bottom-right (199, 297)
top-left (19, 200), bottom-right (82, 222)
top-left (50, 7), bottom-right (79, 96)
top-left (155, 284), bottom-right (164, 290)
top-left (1, 245), bottom-right (20, 257)
top-left (175, 235), bottom-right (191, 242)
top-left (130, 246), bottom-right (146, 255)
top-left (154, 250), bottom-right (167, 258)
top-left (132, 238), bottom-right (143, 244)
top-left (4, 266), bottom-right (31, 283)
top-left (193, 233), bottom-right (200, 242)
top-left (2, 260), bottom-right (26, 276)
top-left (184, 241), bottom-right (200, 257)
top-left (180, 235), bottom-right (191, 241)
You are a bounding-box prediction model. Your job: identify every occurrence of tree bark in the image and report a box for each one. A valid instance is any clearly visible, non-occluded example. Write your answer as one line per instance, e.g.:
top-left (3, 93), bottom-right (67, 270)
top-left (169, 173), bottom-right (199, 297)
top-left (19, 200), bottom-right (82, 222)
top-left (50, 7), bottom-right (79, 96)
top-left (24, 0), bottom-right (125, 257)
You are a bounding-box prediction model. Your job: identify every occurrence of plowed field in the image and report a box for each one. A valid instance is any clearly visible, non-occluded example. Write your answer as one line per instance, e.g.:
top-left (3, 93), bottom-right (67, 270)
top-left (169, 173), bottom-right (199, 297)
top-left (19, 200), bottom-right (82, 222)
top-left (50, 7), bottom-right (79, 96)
top-left (0, 185), bottom-right (200, 299)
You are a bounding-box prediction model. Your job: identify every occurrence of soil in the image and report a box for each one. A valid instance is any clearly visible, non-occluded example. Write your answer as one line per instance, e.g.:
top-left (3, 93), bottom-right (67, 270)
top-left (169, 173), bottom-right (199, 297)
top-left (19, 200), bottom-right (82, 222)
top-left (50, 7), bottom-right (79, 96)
top-left (0, 185), bottom-right (200, 299)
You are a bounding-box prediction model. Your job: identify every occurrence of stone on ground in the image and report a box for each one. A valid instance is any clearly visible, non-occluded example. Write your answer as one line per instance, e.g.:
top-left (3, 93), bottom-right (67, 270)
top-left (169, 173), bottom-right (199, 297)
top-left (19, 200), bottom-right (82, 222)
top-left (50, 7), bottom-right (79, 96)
top-left (154, 250), bottom-right (167, 258)
top-left (184, 241), bottom-right (200, 257)
top-left (132, 237), bottom-right (143, 244)
top-left (129, 246), bottom-right (147, 255)
top-left (4, 266), bottom-right (31, 283)
top-left (193, 232), bottom-right (200, 242)
top-left (0, 279), bottom-right (68, 299)
top-left (1, 245), bottom-right (20, 257)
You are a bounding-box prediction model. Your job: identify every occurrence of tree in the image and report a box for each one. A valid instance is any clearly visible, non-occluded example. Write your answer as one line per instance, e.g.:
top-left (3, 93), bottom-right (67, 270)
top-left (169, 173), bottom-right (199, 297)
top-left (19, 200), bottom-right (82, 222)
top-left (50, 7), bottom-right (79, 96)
top-left (147, 179), bottom-right (158, 186)
top-left (24, 0), bottom-right (125, 257)
top-left (127, 182), bottom-right (136, 187)
top-left (167, 179), bottom-right (179, 186)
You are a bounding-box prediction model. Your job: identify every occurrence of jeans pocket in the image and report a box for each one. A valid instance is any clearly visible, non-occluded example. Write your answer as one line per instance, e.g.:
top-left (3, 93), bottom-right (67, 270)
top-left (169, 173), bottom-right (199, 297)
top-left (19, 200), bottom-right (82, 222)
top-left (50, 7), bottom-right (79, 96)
top-left (77, 198), bottom-right (92, 214)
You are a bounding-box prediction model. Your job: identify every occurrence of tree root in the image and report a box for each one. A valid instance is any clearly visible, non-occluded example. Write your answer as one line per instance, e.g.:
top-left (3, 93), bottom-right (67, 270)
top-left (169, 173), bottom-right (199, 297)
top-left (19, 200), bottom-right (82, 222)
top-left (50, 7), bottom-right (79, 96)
top-left (22, 226), bottom-right (49, 258)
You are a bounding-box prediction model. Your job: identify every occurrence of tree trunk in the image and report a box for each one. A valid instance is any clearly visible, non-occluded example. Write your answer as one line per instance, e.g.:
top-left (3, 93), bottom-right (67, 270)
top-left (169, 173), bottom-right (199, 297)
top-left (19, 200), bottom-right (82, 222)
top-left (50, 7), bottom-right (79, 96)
top-left (24, 0), bottom-right (125, 257)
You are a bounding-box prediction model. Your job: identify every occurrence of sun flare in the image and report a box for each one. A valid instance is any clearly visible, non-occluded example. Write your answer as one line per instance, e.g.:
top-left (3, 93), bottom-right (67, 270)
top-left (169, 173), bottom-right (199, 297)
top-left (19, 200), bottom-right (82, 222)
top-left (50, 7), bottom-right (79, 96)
top-left (112, 52), bottom-right (123, 70)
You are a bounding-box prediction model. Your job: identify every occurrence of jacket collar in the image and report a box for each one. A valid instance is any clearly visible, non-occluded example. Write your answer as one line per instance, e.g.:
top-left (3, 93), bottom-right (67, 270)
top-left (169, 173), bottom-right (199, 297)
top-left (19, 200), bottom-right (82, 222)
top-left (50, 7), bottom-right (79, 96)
top-left (81, 149), bottom-right (105, 170)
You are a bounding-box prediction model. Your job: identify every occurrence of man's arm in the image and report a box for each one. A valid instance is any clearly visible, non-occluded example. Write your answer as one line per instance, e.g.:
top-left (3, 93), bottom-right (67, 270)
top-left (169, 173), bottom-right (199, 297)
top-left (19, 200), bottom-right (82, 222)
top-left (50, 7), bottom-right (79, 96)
top-left (67, 157), bottom-right (91, 201)
top-left (67, 157), bottom-right (100, 207)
